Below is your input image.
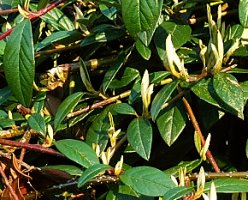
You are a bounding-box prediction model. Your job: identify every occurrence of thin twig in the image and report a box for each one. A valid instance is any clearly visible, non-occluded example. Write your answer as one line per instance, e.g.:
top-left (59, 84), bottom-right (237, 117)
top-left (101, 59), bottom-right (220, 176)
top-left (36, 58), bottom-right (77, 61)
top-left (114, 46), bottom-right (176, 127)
top-left (0, 164), bottom-right (19, 200)
top-left (182, 97), bottom-right (220, 173)
top-left (66, 90), bottom-right (131, 119)
top-left (188, 171), bottom-right (248, 181)
top-left (0, 138), bottom-right (64, 157)
top-left (0, 8), bottom-right (18, 15)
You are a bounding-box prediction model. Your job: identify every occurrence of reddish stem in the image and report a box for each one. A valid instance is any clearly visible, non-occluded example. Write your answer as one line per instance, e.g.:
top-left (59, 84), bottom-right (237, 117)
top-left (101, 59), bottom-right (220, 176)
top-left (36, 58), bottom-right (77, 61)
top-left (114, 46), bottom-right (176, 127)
top-left (0, 0), bottom-right (65, 40)
top-left (182, 97), bottom-right (220, 173)
top-left (0, 138), bottom-right (63, 157)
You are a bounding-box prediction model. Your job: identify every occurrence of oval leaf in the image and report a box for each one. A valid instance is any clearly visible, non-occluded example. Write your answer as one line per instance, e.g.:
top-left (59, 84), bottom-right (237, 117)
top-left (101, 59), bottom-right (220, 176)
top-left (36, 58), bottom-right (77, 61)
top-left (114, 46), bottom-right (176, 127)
top-left (163, 186), bottom-right (193, 200)
top-left (78, 164), bottom-right (110, 188)
top-left (27, 113), bottom-right (46, 135)
top-left (120, 166), bottom-right (175, 197)
top-left (3, 19), bottom-right (35, 107)
top-left (205, 178), bottom-right (248, 193)
top-left (151, 80), bottom-right (178, 121)
top-left (213, 73), bottom-right (244, 118)
top-left (127, 118), bottom-right (152, 160)
top-left (55, 139), bottom-right (99, 168)
top-left (239, 0), bottom-right (248, 27)
top-left (54, 92), bottom-right (83, 131)
top-left (121, 0), bottom-right (162, 41)
top-left (156, 102), bottom-right (187, 146)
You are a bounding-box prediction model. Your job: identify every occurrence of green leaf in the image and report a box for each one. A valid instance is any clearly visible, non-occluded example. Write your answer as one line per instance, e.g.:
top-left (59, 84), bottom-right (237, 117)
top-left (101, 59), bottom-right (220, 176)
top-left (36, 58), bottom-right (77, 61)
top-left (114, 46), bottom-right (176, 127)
top-left (81, 25), bottom-right (125, 46)
top-left (239, 0), bottom-right (248, 27)
top-left (120, 166), bottom-right (175, 197)
top-left (99, 3), bottom-right (117, 20)
top-left (78, 164), bottom-right (110, 188)
top-left (156, 101), bottom-right (187, 146)
top-left (228, 24), bottom-right (244, 40)
top-left (164, 159), bottom-right (202, 177)
top-left (213, 73), bottom-right (244, 118)
top-left (54, 92), bottom-right (83, 131)
top-left (121, 0), bottom-right (162, 45)
top-left (35, 30), bottom-right (79, 52)
top-left (0, 87), bottom-right (12, 105)
top-left (150, 80), bottom-right (178, 121)
top-left (205, 178), bottom-right (248, 193)
top-left (163, 186), bottom-right (193, 200)
top-left (135, 39), bottom-right (151, 60)
top-left (191, 78), bottom-right (221, 108)
top-left (41, 7), bottom-right (75, 31)
top-left (108, 67), bottom-right (140, 89)
top-left (111, 103), bottom-right (137, 116)
top-left (42, 165), bottom-right (83, 176)
top-left (27, 113), bottom-right (46, 135)
top-left (240, 81), bottom-right (248, 101)
top-left (3, 19), bottom-right (35, 107)
top-left (86, 106), bottom-right (112, 151)
top-left (127, 118), bottom-right (152, 160)
top-left (79, 59), bottom-right (96, 93)
top-left (149, 71), bottom-right (171, 85)
top-left (55, 139), bottom-right (99, 168)
top-left (101, 48), bottom-right (132, 93)
top-left (154, 22), bottom-right (192, 60)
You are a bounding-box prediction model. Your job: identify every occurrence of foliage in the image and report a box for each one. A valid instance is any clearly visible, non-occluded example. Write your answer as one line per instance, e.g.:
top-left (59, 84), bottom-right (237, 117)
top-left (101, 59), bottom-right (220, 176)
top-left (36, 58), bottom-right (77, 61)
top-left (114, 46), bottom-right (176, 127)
top-left (0, 0), bottom-right (248, 199)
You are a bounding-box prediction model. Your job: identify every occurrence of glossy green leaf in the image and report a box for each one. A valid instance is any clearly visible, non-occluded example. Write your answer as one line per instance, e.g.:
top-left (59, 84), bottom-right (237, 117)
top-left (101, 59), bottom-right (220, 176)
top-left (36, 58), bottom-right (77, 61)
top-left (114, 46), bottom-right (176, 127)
top-left (121, 0), bottom-right (162, 45)
top-left (55, 139), bottom-right (99, 168)
top-left (240, 81), bottom-right (248, 101)
top-left (79, 59), bottom-right (96, 93)
top-left (164, 159), bottom-right (202, 177)
top-left (3, 19), bottom-right (35, 107)
top-left (163, 186), bottom-right (193, 200)
top-left (54, 92), bottom-right (83, 131)
top-left (99, 4), bottom-right (117, 20)
top-left (205, 178), bottom-right (248, 193)
top-left (108, 67), bottom-right (140, 89)
top-left (239, 0), bottom-right (248, 27)
top-left (27, 113), bottom-right (46, 135)
top-left (128, 80), bottom-right (141, 104)
top-left (0, 87), bottom-right (12, 105)
top-left (151, 80), bottom-right (178, 121)
top-left (127, 118), bottom-right (152, 160)
top-left (149, 71), bottom-right (171, 85)
top-left (81, 25), bottom-right (125, 46)
top-left (112, 103), bottom-right (137, 116)
top-left (101, 48), bottom-right (132, 93)
top-left (191, 78), bottom-right (221, 108)
top-left (135, 39), bottom-right (151, 60)
top-left (78, 164), bottom-right (110, 187)
top-left (35, 30), bottom-right (79, 52)
top-left (120, 166), bottom-right (175, 197)
top-left (213, 73), bottom-right (244, 118)
top-left (156, 102), bottom-right (187, 146)
top-left (86, 106), bottom-right (112, 151)
top-left (42, 165), bottom-right (82, 176)
top-left (228, 24), bottom-right (244, 40)
top-left (41, 7), bottom-right (75, 31)
top-left (154, 22), bottom-right (192, 60)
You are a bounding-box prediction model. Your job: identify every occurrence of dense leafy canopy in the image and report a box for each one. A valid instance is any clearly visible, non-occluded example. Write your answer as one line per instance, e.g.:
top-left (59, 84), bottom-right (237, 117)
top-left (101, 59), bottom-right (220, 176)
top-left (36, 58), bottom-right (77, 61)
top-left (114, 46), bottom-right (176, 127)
top-left (0, 0), bottom-right (248, 199)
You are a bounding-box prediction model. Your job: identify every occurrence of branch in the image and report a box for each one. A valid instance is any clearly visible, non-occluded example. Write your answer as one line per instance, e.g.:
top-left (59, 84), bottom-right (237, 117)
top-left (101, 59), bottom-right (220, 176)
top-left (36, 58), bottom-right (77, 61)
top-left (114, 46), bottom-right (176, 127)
top-left (0, 0), bottom-right (65, 40)
top-left (182, 97), bottom-right (220, 173)
top-left (0, 138), bottom-right (64, 157)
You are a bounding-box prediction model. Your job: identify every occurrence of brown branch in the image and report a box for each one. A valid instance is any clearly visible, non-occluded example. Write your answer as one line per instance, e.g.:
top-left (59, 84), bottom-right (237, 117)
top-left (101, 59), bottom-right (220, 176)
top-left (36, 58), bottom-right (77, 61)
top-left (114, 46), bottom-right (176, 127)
top-left (0, 0), bottom-right (65, 40)
top-left (0, 8), bottom-right (18, 15)
top-left (66, 90), bottom-right (131, 119)
top-left (0, 164), bottom-right (19, 200)
top-left (188, 171), bottom-right (248, 181)
top-left (182, 97), bottom-right (220, 173)
top-left (0, 138), bottom-right (64, 157)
